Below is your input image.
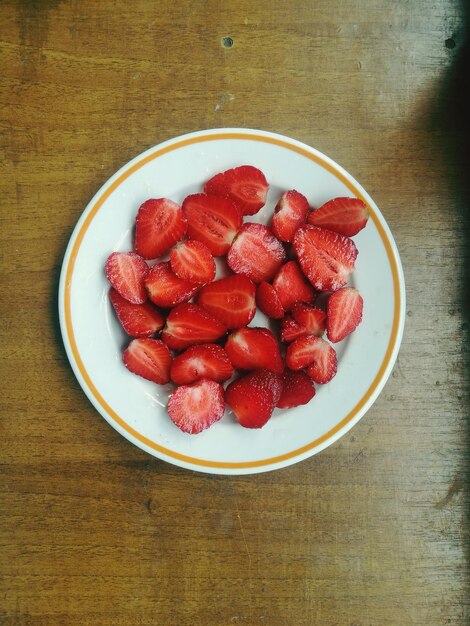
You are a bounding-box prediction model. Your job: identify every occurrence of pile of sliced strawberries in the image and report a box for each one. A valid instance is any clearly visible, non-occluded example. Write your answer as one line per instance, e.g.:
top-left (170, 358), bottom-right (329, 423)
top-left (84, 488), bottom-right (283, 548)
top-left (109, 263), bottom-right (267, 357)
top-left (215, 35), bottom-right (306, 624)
top-left (105, 165), bottom-right (368, 434)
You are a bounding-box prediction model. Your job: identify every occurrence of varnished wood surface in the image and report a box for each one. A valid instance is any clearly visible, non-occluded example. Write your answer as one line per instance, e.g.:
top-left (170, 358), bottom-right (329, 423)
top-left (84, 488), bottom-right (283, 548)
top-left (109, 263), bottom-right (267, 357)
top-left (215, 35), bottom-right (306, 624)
top-left (1, 1), bottom-right (469, 624)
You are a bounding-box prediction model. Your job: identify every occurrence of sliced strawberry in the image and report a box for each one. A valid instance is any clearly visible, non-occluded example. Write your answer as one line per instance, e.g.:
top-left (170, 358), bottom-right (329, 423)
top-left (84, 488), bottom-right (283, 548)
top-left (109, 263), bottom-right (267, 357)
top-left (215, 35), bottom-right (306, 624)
top-left (168, 379), bottom-right (225, 434)
top-left (170, 240), bottom-right (216, 285)
top-left (134, 198), bottom-right (187, 259)
top-left (225, 327), bottom-right (283, 373)
top-left (204, 165), bottom-right (269, 216)
top-left (276, 369), bottom-right (316, 409)
top-left (280, 315), bottom-right (309, 343)
top-left (286, 336), bottom-right (337, 384)
top-left (123, 338), bottom-right (171, 384)
top-left (326, 287), bottom-right (364, 343)
top-left (162, 303), bottom-right (227, 351)
top-left (105, 251), bottom-right (148, 304)
top-left (197, 275), bottom-right (256, 329)
top-left (225, 369), bottom-right (282, 429)
top-left (291, 302), bottom-right (326, 337)
top-left (272, 260), bottom-right (315, 311)
top-left (109, 288), bottom-right (164, 337)
top-left (307, 197), bottom-right (369, 237)
top-left (293, 225), bottom-right (358, 291)
top-left (144, 262), bottom-right (199, 308)
top-left (271, 190), bottom-right (310, 242)
top-left (256, 282), bottom-right (284, 319)
top-left (170, 344), bottom-right (233, 385)
top-left (227, 223), bottom-right (286, 283)
top-left (182, 193), bottom-right (242, 256)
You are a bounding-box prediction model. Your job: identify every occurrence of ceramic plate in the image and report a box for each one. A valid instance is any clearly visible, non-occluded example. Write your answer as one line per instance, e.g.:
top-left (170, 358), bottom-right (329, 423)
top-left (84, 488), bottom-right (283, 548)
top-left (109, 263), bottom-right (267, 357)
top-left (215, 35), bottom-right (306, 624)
top-left (59, 128), bottom-right (405, 474)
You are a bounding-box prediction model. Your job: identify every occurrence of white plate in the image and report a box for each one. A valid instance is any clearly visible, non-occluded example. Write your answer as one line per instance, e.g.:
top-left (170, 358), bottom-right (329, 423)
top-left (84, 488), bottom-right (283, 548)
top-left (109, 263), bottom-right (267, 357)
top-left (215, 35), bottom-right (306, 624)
top-left (59, 128), bottom-right (405, 474)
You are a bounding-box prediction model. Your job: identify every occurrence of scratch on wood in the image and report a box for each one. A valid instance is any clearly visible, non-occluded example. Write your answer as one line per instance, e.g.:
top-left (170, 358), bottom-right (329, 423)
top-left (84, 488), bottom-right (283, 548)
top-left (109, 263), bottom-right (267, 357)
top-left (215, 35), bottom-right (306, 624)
top-left (435, 476), bottom-right (464, 509)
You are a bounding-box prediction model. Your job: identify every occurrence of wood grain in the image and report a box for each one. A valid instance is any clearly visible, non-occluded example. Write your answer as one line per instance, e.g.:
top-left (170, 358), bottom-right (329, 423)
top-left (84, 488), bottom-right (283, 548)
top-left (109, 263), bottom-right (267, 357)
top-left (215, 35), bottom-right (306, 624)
top-left (0, 0), bottom-right (469, 624)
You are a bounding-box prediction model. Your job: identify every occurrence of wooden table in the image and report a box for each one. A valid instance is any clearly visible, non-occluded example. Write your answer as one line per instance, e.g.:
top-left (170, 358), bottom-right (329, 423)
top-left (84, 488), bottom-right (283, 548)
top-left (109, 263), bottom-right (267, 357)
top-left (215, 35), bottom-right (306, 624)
top-left (1, 1), bottom-right (468, 624)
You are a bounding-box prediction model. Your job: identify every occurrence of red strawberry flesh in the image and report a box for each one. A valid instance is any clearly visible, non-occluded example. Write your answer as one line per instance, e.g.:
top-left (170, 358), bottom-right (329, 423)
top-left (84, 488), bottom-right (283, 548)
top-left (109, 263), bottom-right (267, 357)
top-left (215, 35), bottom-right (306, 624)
top-left (293, 225), bottom-right (358, 292)
top-left (170, 343), bottom-right (233, 385)
top-left (109, 288), bottom-right (164, 337)
top-left (256, 281), bottom-right (285, 319)
top-left (326, 287), bottom-right (364, 343)
top-left (182, 193), bottom-right (242, 256)
top-left (134, 198), bottom-right (187, 259)
top-left (225, 369), bottom-right (282, 429)
top-left (276, 369), bottom-right (316, 409)
top-left (227, 223), bottom-right (286, 283)
top-left (197, 275), bottom-right (256, 329)
top-left (204, 165), bottom-right (269, 216)
top-left (307, 197), bottom-right (369, 237)
top-left (162, 303), bottom-right (227, 351)
top-left (280, 315), bottom-right (309, 343)
top-left (225, 327), bottom-right (283, 373)
top-left (105, 251), bottom-right (148, 304)
top-left (271, 190), bottom-right (310, 243)
top-left (168, 379), bottom-right (225, 434)
top-left (123, 338), bottom-right (172, 384)
top-left (272, 260), bottom-right (315, 311)
top-left (286, 336), bottom-right (337, 384)
top-left (291, 302), bottom-right (326, 337)
top-left (144, 262), bottom-right (200, 308)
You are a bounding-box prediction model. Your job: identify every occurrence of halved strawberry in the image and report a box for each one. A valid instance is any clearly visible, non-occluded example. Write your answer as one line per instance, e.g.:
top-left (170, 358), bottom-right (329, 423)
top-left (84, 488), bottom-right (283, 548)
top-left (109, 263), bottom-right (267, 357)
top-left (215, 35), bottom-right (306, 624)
top-left (109, 288), bottom-right (164, 337)
top-left (134, 198), bottom-right (187, 259)
top-left (280, 315), bottom-right (309, 343)
top-left (105, 251), bottom-right (148, 304)
top-left (286, 336), bottom-right (337, 384)
top-left (307, 197), bottom-right (369, 237)
top-left (276, 369), bottom-right (316, 409)
top-left (168, 379), bottom-right (225, 434)
top-left (204, 165), bottom-right (269, 216)
top-left (182, 193), bottom-right (242, 256)
top-left (170, 344), bottom-right (233, 385)
top-left (227, 223), bottom-right (286, 283)
top-left (326, 287), bottom-right (364, 343)
top-left (170, 240), bottom-right (216, 285)
top-left (123, 338), bottom-right (171, 384)
top-left (225, 369), bottom-right (283, 429)
top-left (271, 190), bottom-right (310, 242)
top-left (293, 225), bottom-right (358, 291)
top-left (291, 302), bottom-right (326, 337)
top-left (256, 282), bottom-right (284, 319)
top-left (162, 303), bottom-right (227, 351)
top-left (225, 327), bottom-right (283, 373)
top-left (272, 260), bottom-right (315, 311)
top-left (197, 275), bottom-right (256, 329)
top-left (144, 262), bottom-right (200, 308)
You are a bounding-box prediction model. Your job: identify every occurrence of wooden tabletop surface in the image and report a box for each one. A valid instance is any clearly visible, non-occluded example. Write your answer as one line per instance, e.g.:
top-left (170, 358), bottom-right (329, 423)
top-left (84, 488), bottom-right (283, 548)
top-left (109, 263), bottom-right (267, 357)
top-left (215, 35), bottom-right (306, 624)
top-left (1, 1), bottom-right (469, 624)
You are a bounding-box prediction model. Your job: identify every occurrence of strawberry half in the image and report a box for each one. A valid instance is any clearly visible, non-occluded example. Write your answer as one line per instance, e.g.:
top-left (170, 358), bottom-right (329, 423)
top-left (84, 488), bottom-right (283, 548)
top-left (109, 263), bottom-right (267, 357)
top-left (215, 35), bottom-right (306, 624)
top-left (272, 260), bottom-right (315, 311)
top-left (162, 303), bottom-right (227, 351)
top-left (170, 240), bottom-right (216, 285)
top-left (204, 165), bottom-right (269, 216)
top-left (276, 369), bottom-right (316, 409)
top-left (170, 344), bottom-right (233, 385)
top-left (286, 336), bottom-right (337, 384)
top-left (225, 369), bottom-right (283, 429)
top-left (307, 197), bottom-right (369, 237)
top-left (326, 287), bottom-right (364, 343)
top-left (182, 193), bottom-right (242, 256)
top-left (291, 302), bottom-right (326, 337)
top-left (109, 288), bottom-right (164, 337)
top-left (168, 379), bottom-right (225, 434)
top-left (225, 327), bottom-right (283, 373)
top-left (134, 198), bottom-right (187, 259)
top-left (197, 275), bottom-right (256, 329)
top-left (227, 223), bottom-right (286, 283)
top-left (271, 190), bottom-right (310, 243)
top-left (280, 315), bottom-right (309, 343)
top-left (293, 225), bottom-right (358, 292)
top-left (144, 262), bottom-right (200, 308)
top-left (256, 282), bottom-right (284, 319)
top-left (105, 251), bottom-right (148, 304)
top-left (123, 338), bottom-right (172, 384)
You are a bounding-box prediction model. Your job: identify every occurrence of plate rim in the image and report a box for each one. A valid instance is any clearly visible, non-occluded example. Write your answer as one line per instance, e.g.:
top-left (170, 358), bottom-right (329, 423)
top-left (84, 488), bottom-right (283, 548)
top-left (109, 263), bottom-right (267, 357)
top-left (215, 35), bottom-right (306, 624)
top-left (58, 127), bottom-right (406, 474)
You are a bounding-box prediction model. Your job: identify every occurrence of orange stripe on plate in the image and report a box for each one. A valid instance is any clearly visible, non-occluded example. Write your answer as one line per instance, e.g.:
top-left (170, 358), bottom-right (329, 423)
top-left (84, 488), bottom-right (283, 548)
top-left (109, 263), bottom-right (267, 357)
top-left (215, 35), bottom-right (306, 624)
top-left (64, 132), bottom-right (402, 469)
